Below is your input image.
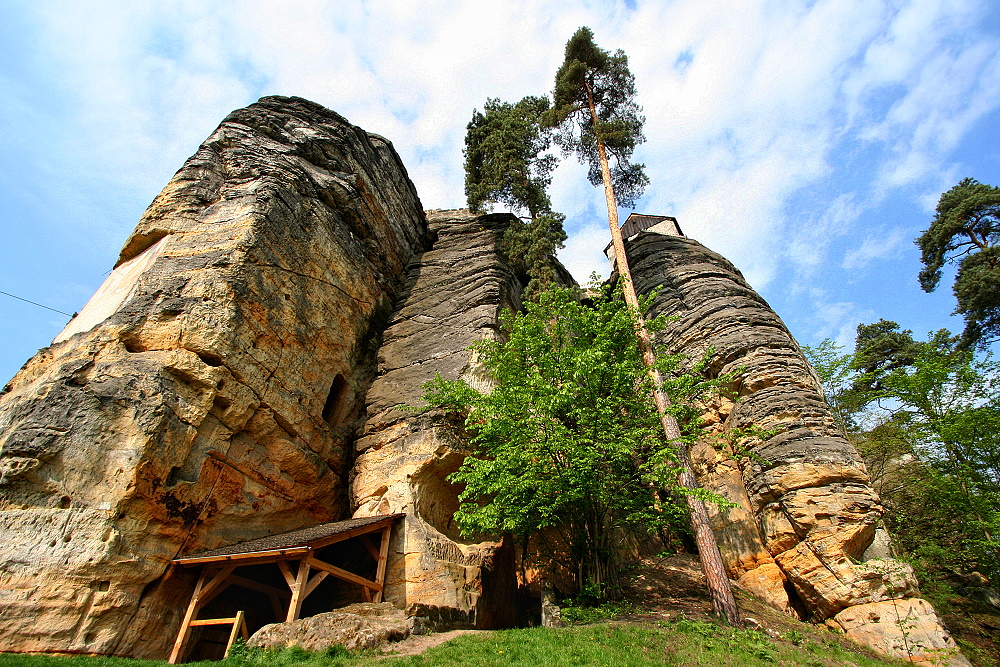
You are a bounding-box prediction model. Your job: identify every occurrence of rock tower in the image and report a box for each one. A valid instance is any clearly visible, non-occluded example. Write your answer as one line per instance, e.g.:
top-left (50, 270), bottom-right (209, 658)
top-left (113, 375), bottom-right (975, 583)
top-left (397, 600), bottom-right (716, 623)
top-left (0, 97), bottom-right (967, 665)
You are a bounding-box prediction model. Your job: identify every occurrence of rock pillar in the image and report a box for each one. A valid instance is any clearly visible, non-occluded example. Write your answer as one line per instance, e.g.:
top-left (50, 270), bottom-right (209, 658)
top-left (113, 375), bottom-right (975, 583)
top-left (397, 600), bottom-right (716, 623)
top-left (627, 231), bottom-right (969, 666)
top-left (0, 96), bottom-right (429, 658)
top-left (351, 209), bottom-right (526, 629)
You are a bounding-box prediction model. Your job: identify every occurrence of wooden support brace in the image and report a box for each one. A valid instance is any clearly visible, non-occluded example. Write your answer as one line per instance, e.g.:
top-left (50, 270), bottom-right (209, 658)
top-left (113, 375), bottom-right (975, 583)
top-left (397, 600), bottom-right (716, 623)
top-left (303, 570), bottom-right (330, 598)
top-left (285, 558), bottom-right (311, 623)
top-left (277, 560), bottom-right (296, 588)
top-left (360, 535), bottom-right (380, 560)
top-left (223, 610), bottom-right (249, 658)
top-left (305, 556), bottom-right (381, 592)
top-left (198, 565), bottom-right (236, 609)
top-left (190, 618), bottom-right (239, 627)
top-left (269, 593), bottom-right (285, 622)
top-left (373, 525), bottom-right (391, 604)
top-left (227, 573), bottom-right (292, 599)
top-left (169, 568), bottom-right (208, 664)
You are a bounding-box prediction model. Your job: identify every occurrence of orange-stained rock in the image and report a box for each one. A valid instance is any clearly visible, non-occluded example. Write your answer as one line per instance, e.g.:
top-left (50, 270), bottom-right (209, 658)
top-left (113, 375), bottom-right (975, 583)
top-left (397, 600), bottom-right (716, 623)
top-left (735, 563), bottom-right (798, 618)
top-left (774, 542), bottom-right (919, 617)
top-left (834, 598), bottom-right (972, 666)
top-left (0, 96), bottom-right (429, 658)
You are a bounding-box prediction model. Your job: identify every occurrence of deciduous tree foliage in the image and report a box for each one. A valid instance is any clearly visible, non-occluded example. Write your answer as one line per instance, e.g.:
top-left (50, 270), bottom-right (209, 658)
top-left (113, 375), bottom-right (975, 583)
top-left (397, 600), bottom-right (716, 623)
top-left (424, 286), bottom-right (718, 596)
top-left (804, 325), bottom-right (1000, 583)
top-left (917, 178), bottom-right (1000, 350)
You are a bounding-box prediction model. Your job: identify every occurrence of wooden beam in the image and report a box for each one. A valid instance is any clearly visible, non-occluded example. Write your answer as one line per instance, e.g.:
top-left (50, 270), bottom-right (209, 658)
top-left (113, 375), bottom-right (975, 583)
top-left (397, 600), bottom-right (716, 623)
top-left (305, 556), bottom-right (381, 592)
top-left (303, 570), bottom-right (330, 599)
top-left (223, 611), bottom-right (249, 659)
top-left (359, 535), bottom-right (380, 560)
top-left (373, 526), bottom-right (391, 604)
top-left (194, 565), bottom-right (235, 611)
top-left (306, 516), bottom-right (401, 550)
top-left (269, 593), bottom-right (284, 621)
top-left (226, 573), bottom-right (291, 599)
top-left (173, 547), bottom-right (311, 566)
top-left (277, 560), bottom-right (296, 588)
top-left (190, 617), bottom-right (239, 627)
top-left (285, 558), bottom-right (311, 622)
top-left (169, 568), bottom-right (208, 664)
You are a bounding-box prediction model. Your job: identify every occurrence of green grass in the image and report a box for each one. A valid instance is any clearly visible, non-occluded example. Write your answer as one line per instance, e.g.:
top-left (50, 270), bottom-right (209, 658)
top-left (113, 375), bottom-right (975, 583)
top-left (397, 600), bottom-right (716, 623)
top-left (0, 618), bottom-right (905, 667)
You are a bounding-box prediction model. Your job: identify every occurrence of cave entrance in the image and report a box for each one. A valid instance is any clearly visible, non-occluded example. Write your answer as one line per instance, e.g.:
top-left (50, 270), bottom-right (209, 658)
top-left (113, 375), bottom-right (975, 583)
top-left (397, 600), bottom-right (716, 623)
top-left (167, 513), bottom-right (404, 664)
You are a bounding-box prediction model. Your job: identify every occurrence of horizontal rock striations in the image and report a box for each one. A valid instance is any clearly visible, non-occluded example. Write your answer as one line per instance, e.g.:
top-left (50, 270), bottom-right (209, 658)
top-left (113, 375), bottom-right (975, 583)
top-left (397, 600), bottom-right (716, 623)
top-left (0, 96), bottom-right (429, 658)
top-left (351, 209), bottom-right (528, 629)
top-left (626, 232), bottom-right (968, 666)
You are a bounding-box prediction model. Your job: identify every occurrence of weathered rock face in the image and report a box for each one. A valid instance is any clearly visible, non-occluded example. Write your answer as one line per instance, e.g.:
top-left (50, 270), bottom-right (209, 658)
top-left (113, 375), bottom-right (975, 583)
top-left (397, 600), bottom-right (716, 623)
top-left (0, 96), bottom-right (428, 658)
top-left (0, 93), bottom-right (966, 665)
top-left (350, 209), bottom-right (524, 629)
top-left (627, 232), bottom-right (963, 664)
top-left (835, 599), bottom-right (972, 667)
top-left (248, 602), bottom-right (410, 653)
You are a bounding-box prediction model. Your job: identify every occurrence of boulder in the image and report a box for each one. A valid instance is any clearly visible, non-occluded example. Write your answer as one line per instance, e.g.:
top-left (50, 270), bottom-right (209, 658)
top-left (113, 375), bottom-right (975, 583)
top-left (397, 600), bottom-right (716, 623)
top-left (834, 598), bottom-right (972, 666)
top-left (248, 602), bottom-right (409, 652)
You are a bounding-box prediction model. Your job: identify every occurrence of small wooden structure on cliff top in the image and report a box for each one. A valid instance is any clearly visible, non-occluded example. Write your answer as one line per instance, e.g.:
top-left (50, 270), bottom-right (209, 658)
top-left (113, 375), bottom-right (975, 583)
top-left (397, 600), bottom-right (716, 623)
top-left (168, 513), bottom-right (404, 663)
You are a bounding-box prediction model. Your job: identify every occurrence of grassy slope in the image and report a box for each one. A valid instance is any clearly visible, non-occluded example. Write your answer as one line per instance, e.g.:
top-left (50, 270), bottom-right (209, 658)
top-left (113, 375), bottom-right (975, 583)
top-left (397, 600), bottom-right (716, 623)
top-left (0, 618), bottom-right (905, 667)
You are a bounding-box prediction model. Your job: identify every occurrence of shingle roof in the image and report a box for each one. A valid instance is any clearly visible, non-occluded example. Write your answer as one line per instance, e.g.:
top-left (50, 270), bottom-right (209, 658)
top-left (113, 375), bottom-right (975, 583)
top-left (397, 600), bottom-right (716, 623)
top-left (174, 513), bottom-right (405, 563)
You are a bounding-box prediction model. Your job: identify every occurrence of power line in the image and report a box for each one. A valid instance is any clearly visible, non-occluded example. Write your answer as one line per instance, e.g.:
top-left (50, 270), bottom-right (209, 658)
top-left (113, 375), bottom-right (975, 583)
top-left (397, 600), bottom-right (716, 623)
top-left (0, 290), bottom-right (74, 317)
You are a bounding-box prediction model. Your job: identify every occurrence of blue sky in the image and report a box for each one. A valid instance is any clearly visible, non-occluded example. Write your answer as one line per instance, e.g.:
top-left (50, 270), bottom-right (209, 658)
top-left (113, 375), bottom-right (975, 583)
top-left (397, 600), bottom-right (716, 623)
top-left (1, 0), bottom-right (998, 385)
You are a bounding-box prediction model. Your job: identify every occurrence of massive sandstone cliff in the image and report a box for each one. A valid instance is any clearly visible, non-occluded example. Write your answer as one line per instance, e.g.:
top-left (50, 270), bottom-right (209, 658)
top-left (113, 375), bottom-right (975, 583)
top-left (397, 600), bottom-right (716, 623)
top-left (0, 96), bottom-right (968, 665)
top-left (628, 232), bottom-right (968, 666)
top-left (0, 96), bottom-right (431, 657)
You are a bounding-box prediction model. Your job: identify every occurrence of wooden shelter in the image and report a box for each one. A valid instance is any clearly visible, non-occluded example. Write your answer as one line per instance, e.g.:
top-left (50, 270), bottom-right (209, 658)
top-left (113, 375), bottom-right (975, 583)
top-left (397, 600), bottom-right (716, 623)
top-left (168, 513), bottom-right (404, 663)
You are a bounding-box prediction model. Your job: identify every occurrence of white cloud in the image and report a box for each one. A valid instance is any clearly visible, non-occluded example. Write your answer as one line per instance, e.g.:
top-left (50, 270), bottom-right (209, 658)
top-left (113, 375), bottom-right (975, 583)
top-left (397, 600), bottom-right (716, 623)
top-left (1, 0), bottom-right (998, 384)
top-left (842, 227), bottom-right (908, 272)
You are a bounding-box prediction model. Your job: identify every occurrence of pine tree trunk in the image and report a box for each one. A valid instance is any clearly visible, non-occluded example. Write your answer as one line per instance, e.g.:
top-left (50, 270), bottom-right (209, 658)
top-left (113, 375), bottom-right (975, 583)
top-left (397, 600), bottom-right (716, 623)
top-left (583, 80), bottom-right (742, 627)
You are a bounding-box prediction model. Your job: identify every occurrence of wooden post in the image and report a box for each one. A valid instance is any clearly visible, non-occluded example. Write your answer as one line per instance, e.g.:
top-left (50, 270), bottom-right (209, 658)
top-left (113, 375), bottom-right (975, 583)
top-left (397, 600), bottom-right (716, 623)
top-left (223, 610), bottom-right (249, 658)
top-left (168, 569), bottom-right (207, 664)
top-left (373, 526), bottom-right (391, 603)
top-left (285, 558), bottom-right (311, 622)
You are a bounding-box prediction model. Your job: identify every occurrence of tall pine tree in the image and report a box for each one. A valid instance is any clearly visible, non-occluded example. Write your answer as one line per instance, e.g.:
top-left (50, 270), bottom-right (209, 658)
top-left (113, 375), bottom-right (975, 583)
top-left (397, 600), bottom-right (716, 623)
top-left (916, 178), bottom-right (1000, 350)
top-left (542, 27), bottom-right (741, 626)
top-left (464, 96), bottom-right (566, 298)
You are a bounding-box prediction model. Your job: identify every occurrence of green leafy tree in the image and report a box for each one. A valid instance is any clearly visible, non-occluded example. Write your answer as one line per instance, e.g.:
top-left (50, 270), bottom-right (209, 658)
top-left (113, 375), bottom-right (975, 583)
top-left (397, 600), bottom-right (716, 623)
top-left (424, 286), bottom-right (719, 596)
top-left (917, 178), bottom-right (1000, 350)
top-left (804, 327), bottom-right (1000, 581)
top-left (542, 26), bottom-right (741, 625)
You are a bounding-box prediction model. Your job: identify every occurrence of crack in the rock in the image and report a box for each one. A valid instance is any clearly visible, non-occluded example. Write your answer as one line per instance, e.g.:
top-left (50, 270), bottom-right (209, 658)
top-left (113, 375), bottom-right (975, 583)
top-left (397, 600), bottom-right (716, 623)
top-left (250, 261), bottom-right (373, 305)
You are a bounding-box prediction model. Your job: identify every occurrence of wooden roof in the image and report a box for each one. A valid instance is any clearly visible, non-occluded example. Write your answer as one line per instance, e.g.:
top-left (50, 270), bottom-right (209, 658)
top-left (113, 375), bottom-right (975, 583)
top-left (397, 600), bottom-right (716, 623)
top-left (619, 213), bottom-right (682, 239)
top-left (172, 513), bottom-right (405, 565)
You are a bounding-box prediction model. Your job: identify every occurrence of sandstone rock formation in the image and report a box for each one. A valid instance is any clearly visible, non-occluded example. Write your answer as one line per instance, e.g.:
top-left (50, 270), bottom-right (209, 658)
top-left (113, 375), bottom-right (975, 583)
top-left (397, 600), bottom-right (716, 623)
top-left (627, 231), bottom-right (966, 665)
top-left (248, 602), bottom-right (410, 653)
top-left (0, 96), bottom-right (429, 658)
top-left (350, 209), bottom-right (525, 629)
top-left (0, 94), bottom-right (966, 665)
